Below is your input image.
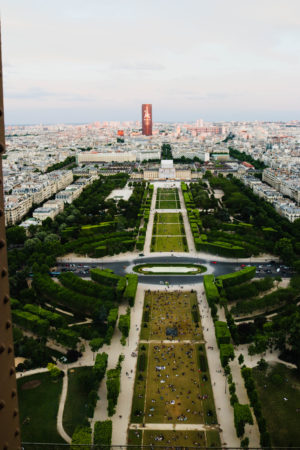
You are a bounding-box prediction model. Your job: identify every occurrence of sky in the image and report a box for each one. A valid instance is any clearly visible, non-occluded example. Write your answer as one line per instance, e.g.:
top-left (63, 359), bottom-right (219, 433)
top-left (1, 0), bottom-right (300, 124)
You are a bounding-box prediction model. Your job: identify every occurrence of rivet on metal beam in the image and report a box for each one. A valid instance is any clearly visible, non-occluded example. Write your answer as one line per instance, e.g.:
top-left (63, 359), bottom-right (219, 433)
top-left (3, 294), bottom-right (9, 304)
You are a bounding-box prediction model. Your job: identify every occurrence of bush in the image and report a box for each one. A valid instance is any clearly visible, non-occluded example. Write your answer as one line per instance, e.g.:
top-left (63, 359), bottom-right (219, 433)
top-left (215, 321), bottom-right (231, 346)
top-left (93, 353), bottom-right (108, 380)
top-left (71, 425), bottom-right (92, 449)
top-left (106, 355), bottom-right (124, 416)
top-left (90, 268), bottom-right (120, 286)
top-left (118, 308), bottom-right (130, 339)
top-left (217, 267), bottom-right (256, 288)
top-left (220, 344), bottom-right (235, 367)
top-left (94, 420), bottom-right (112, 446)
top-left (23, 303), bottom-right (66, 328)
top-left (234, 403), bottom-right (253, 438)
top-left (12, 309), bottom-right (49, 336)
top-left (124, 274), bottom-right (138, 306)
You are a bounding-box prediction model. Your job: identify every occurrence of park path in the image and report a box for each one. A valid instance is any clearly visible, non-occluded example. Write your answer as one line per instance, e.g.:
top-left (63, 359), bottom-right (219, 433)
top-left (129, 423), bottom-right (211, 431)
top-left (91, 285), bottom-right (146, 445)
top-left (56, 369), bottom-right (71, 443)
top-left (198, 287), bottom-right (260, 447)
top-left (195, 284), bottom-right (241, 447)
top-left (178, 183), bottom-right (196, 253)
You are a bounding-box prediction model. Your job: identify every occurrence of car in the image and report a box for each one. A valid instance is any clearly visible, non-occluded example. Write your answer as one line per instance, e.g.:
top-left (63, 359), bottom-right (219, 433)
top-left (211, 261), bottom-right (217, 264)
top-left (139, 253), bottom-right (144, 256)
top-left (241, 264), bottom-right (246, 267)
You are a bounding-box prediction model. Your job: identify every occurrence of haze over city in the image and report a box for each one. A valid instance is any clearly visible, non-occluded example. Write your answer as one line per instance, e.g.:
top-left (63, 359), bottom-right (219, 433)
top-left (1, 0), bottom-right (300, 124)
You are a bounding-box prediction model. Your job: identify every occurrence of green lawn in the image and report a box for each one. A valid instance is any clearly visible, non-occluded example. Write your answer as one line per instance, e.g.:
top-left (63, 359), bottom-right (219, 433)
top-left (252, 363), bottom-right (300, 447)
top-left (17, 372), bottom-right (64, 443)
top-left (151, 235), bottom-right (187, 252)
top-left (156, 212), bottom-right (181, 223)
top-left (155, 222), bottom-right (183, 235)
top-left (127, 429), bottom-right (142, 448)
top-left (143, 429), bottom-right (206, 446)
top-left (63, 366), bottom-right (94, 436)
top-left (156, 199), bottom-right (180, 209)
top-left (140, 290), bottom-right (203, 341)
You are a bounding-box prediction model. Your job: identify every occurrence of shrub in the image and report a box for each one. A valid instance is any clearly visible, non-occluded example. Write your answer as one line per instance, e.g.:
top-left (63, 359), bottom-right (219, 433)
top-left (90, 268), bottom-right (120, 286)
top-left (71, 425), bottom-right (92, 449)
top-left (94, 420), bottom-right (112, 446)
top-left (220, 344), bottom-right (235, 367)
top-left (124, 274), bottom-right (138, 306)
top-left (93, 353), bottom-right (108, 380)
top-left (234, 403), bottom-right (253, 437)
top-left (217, 267), bottom-right (256, 288)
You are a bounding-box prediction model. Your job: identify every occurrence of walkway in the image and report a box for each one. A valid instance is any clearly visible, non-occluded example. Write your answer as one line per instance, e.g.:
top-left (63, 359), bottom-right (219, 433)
top-left (57, 369), bottom-right (71, 443)
top-left (144, 183), bottom-right (157, 255)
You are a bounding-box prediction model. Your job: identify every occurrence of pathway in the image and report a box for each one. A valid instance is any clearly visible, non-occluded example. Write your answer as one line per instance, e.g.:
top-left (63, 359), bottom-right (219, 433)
top-left (56, 369), bottom-right (71, 443)
top-left (144, 183), bottom-right (157, 255)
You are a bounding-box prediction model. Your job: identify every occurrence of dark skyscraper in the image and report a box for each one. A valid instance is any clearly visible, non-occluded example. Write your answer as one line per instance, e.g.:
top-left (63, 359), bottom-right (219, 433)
top-left (142, 104), bottom-right (152, 136)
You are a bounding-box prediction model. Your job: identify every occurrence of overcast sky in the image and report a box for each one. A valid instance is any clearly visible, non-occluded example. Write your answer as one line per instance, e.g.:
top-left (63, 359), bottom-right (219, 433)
top-left (1, 0), bottom-right (300, 124)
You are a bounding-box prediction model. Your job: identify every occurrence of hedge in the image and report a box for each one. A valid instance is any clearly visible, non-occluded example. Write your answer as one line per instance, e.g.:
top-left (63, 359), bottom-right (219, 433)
top-left (12, 309), bottom-right (49, 336)
top-left (225, 277), bottom-right (274, 301)
top-left (55, 328), bottom-right (79, 349)
top-left (118, 308), bottom-right (130, 339)
top-left (94, 420), bottom-right (112, 446)
top-left (24, 303), bottom-right (66, 328)
top-left (116, 277), bottom-right (126, 300)
top-left (203, 275), bottom-right (220, 305)
top-left (33, 274), bottom-right (106, 316)
top-left (195, 238), bottom-right (247, 258)
top-left (107, 355), bottom-right (124, 416)
top-left (220, 343), bottom-right (235, 367)
top-left (71, 425), bottom-right (92, 449)
top-left (231, 287), bottom-right (296, 315)
top-left (93, 352), bottom-right (108, 380)
top-left (124, 274), bottom-right (138, 307)
top-left (216, 266), bottom-right (256, 288)
top-left (234, 403), bottom-right (253, 437)
top-left (90, 268), bottom-right (120, 286)
top-left (107, 308), bottom-right (118, 329)
top-left (215, 321), bottom-right (231, 346)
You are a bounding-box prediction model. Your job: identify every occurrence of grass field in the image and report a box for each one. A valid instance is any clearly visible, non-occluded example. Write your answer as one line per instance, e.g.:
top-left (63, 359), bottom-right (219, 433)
top-left (252, 363), bottom-right (300, 447)
top-left (145, 342), bottom-right (205, 423)
top-left (156, 188), bottom-right (180, 209)
top-left (155, 222), bottom-right (183, 235)
top-left (130, 344), bottom-right (149, 423)
top-left (143, 429), bottom-right (206, 446)
top-left (140, 290), bottom-right (203, 341)
top-left (17, 372), bottom-right (64, 443)
top-left (128, 429), bottom-right (221, 448)
top-left (63, 366), bottom-right (94, 436)
top-left (156, 212), bottom-right (181, 223)
top-left (151, 236), bottom-right (187, 252)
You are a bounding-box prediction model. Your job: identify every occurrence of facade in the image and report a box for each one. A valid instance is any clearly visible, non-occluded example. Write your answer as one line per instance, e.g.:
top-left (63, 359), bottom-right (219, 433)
top-left (77, 151), bottom-right (136, 163)
top-left (143, 160), bottom-right (191, 181)
top-left (142, 104), bottom-right (152, 136)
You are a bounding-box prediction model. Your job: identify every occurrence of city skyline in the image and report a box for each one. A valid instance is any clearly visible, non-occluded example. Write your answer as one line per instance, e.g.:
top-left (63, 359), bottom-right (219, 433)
top-left (1, 0), bottom-right (300, 124)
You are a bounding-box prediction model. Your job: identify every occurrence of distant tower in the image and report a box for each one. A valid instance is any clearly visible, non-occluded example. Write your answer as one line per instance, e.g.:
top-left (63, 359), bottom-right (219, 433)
top-left (142, 104), bottom-right (152, 136)
top-left (0, 28), bottom-right (22, 449)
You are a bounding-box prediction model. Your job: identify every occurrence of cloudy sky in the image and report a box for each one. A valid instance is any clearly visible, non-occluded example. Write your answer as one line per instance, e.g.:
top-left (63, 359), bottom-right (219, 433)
top-left (1, 0), bottom-right (300, 124)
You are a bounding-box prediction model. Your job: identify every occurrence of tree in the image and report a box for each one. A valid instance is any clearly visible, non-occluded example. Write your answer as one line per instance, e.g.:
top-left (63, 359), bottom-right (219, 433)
top-left (47, 363), bottom-right (61, 378)
top-left (238, 354), bottom-right (244, 365)
top-left (274, 238), bottom-right (294, 264)
top-left (6, 226), bottom-right (26, 245)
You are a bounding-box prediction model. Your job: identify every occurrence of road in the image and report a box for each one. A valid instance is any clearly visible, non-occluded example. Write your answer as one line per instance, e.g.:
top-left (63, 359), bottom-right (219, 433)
top-left (56, 256), bottom-right (292, 285)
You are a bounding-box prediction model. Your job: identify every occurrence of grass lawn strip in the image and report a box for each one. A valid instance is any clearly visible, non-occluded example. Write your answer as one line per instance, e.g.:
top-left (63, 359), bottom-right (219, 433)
top-left (130, 344), bottom-right (149, 423)
top-left (155, 222), bottom-right (182, 235)
top-left (145, 342), bottom-right (205, 424)
top-left (152, 236), bottom-right (187, 252)
top-left (156, 212), bottom-right (181, 223)
top-left (144, 290), bottom-right (203, 341)
top-left (17, 372), bottom-right (64, 443)
top-left (143, 429), bottom-right (206, 446)
top-left (63, 366), bottom-right (93, 436)
top-left (252, 363), bottom-right (300, 446)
